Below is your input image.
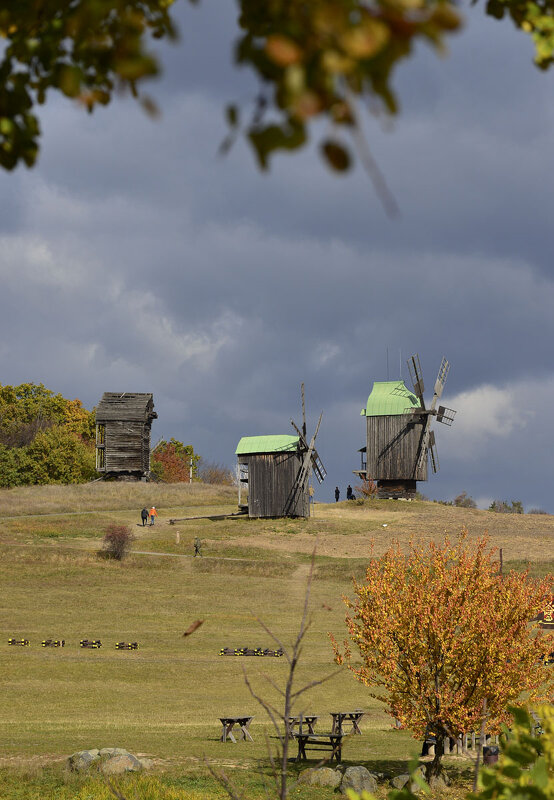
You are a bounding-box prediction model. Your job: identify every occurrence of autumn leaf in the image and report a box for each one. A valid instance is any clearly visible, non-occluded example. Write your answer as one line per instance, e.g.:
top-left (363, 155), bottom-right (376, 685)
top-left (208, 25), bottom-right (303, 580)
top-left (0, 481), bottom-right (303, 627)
top-left (183, 619), bottom-right (204, 637)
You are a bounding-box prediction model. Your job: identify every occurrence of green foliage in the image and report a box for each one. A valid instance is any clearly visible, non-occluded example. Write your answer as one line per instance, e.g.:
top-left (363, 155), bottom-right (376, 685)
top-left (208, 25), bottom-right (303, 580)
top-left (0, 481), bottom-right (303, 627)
top-left (0, 382), bottom-right (96, 486)
top-left (489, 499), bottom-right (524, 513)
top-left (479, 0), bottom-right (554, 69)
top-left (2, 0), bottom-right (554, 172)
top-left (0, 0), bottom-right (185, 170)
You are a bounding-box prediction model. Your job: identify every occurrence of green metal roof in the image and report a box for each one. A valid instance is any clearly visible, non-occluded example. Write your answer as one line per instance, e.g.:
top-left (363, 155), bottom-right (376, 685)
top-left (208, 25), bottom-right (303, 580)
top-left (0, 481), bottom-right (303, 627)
top-left (361, 380), bottom-right (421, 417)
top-left (235, 435), bottom-right (300, 455)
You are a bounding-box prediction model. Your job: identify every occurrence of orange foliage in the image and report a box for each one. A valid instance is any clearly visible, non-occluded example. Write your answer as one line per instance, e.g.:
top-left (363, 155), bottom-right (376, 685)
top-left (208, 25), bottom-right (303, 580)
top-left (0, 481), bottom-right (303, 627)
top-left (151, 439), bottom-right (198, 483)
top-left (331, 531), bottom-right (554, 771)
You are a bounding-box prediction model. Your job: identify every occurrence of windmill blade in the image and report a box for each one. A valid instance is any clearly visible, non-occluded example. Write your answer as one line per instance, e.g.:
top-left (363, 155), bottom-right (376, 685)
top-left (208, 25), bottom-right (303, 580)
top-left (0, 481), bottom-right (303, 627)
top-left (436, 405), bottom-right (456, 426)
top-left (407, 354), bottom-right (426, 410)
top-left (429, 433), bottom-right (439, 474)
top-left (311, 447), bottom-right (326, 484)
top-left (285, 412), bottom-right (324, 512)
top-left (433, 357), bottom-right (450, 400)
top-left (301, 382), bottom-right (307, 439)
top-left (290, 417), bottom-right (308, 449)
top-left (416, 416), bottom-right (432, 473)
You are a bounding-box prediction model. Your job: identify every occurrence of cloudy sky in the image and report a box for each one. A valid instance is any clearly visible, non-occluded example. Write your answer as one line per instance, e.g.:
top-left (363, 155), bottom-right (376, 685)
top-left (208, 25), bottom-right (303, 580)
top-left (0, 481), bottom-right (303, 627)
top-left (2, 2), bottom-right (554, 510)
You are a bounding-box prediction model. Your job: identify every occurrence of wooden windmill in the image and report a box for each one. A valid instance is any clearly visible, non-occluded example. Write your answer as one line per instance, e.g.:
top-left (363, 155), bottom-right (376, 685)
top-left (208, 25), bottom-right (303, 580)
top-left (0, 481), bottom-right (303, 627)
top-left (355, 355), bottom-right (456, 499)
top-left (235, 384), bottom-right (326, 518)
top-left (95, 392), bottom-right (157, 480)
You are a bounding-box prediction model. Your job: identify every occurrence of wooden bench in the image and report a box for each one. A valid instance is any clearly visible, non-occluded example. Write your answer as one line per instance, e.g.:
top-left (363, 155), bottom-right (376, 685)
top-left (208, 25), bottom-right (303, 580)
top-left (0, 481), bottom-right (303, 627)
top-left (294, 732), bottom-right (344, 762)
top-left (330, 710), bottom-right (365, 735)
top-left (219, 716), bottom-right (254, 743)
top-left (286, 714), bottom-right (318, 738)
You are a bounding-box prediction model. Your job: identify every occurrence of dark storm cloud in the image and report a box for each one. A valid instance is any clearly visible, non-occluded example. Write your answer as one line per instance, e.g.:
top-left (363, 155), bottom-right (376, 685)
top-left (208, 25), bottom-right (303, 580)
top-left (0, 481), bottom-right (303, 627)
top-left (1, 3), bottom-right (554, 510)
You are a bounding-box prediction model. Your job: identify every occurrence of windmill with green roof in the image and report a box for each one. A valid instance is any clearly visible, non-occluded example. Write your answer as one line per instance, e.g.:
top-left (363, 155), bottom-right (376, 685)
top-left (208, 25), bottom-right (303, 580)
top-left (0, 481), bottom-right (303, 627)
top-left (355, 355), bottom-right (456, 499)
top-left (235, 384), bottom-right (326, 518)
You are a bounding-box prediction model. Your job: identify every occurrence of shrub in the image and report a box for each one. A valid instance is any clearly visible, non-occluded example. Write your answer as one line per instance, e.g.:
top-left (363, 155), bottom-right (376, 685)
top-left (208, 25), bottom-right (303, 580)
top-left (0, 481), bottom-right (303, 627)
top-left (355, 477), bottom-right (378, 499)
top-left (528, 508), bottom-right (548, 515)
top-left (197, 459), bottom-right (235, 485)
top-left (454, 491), bottom-right (477, 508)
top-left (101, 524), bottom-right (135, 561)
top-left (489, 499), bottom-right (524, 514)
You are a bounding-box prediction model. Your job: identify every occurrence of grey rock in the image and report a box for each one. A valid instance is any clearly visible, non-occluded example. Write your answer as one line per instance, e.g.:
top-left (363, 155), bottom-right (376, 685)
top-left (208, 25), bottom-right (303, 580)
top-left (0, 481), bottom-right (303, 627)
top-left (67, 749), bottom-right (100, 771)
top-left (138, 758), bottom-right (154, 770)
top-left (99, 747), bottom-right (130, 757)
top-left (100, 753), bottom-right (143, 775)
top-left (391, 774), bottom-right (410, 790)
top-left (429, 772), bottom-right (450, 790)
top-left (298, 767), bottom-right (342, 788)
top-left (340, 766), bottom-right (378, 795)
top-left (409, 766), bottom-right (428, 793)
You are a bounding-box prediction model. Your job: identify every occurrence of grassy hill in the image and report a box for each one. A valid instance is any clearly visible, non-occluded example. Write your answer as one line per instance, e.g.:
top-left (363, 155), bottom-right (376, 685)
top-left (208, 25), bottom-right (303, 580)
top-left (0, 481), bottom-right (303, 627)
top-left (0, 483), bottom-right (552, 798)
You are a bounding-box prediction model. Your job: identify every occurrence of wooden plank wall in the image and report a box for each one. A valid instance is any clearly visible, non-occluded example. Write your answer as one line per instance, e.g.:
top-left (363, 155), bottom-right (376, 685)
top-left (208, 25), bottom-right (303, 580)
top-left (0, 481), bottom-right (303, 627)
top-left (366, 415), bottom-right (428, 481)
top-left (247, 453), bottom-right (309, 518)
top-left (104, 421), bottom-right (146, 473)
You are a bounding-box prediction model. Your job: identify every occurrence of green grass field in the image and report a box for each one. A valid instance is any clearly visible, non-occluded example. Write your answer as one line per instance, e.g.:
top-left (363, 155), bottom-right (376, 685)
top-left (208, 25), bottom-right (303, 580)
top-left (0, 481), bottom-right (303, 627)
top-left (1, 482), bottom-right (552, 799)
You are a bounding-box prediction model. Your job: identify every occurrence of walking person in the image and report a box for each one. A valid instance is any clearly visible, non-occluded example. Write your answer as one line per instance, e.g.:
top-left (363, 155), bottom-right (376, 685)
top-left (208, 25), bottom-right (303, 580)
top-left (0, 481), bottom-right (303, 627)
top-left (335, 486), bottom-right (340, 502)
top-left (149, 506), bottom-right (158, 526)
top-left (140, 507), bottom-right (149, 526)
top-left (346, 485), bottom-right (353, 500)
top-left (194, 537), bottom-right (202, 558)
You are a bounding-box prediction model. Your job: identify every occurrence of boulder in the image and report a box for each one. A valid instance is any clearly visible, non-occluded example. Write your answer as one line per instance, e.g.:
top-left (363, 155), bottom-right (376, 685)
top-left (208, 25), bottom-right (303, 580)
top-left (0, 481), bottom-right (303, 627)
top-left (391, 774), bottom-right (410, 790)
top-left (428, 772), bottom-right (450, 791)
top-left (100, 753), bottom-right (143, 775)
top-left (297, 767), bottom-right (342, 788)
top-left (99, 747), bottom-right (131, 758)
top-left (339, 766), bottom-right (378, 795)
top-left (67, 750), bottom-right (100, 771)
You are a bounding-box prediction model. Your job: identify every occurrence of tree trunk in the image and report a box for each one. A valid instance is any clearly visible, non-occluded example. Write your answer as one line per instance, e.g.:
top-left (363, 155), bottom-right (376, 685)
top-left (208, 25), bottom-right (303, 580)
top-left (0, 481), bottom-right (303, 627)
top-left (426, 733), bottom-right (444, 779)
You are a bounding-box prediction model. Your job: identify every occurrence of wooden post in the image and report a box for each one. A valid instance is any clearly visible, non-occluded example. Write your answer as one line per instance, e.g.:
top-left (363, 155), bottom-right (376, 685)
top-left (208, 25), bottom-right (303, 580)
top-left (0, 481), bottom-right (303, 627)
top-left (500, 548), bottom-right (503, 576)
top-left (175, 531), bottom-right (180, 545)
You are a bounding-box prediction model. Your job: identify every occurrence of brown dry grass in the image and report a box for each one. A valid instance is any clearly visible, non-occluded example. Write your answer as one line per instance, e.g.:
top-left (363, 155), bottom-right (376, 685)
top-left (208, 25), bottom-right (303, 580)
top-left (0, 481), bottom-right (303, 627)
top-left (203, 499), bottom-right (554, 563)
top-left (1, 481), bottom-right (236, 517)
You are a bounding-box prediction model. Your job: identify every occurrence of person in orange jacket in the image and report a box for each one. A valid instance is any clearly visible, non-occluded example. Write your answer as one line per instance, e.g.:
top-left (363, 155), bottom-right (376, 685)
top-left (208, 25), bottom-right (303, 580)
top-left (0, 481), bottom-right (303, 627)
top-left (149, 506), bottom-right (158, 526)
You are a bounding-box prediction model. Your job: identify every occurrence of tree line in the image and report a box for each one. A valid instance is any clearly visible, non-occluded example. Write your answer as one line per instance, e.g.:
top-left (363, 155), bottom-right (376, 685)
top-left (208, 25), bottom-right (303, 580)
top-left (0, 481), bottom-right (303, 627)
top-left (0, 382), bottom-right (231, 487)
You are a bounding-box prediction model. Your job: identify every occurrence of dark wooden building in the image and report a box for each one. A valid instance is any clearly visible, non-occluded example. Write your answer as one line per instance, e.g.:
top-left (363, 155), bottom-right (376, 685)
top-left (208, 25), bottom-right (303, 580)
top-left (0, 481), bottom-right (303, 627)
top-left (95, 392), bottom-right (157, 479)
top-left (354, 380), bottom-right (426, 499)
top-left (235, 435), bottom-right (310, 518)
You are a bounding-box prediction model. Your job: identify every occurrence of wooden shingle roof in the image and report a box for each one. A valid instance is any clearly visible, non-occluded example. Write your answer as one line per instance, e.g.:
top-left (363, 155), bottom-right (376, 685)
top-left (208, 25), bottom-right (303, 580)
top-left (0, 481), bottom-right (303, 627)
top-left (95, 392), bottom-right (157, 422)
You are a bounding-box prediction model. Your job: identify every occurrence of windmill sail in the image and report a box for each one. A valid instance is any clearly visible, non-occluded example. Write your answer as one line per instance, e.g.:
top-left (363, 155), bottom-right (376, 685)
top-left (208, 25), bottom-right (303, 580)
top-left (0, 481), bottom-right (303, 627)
top-left (408, 354), bottom-right (426, 408)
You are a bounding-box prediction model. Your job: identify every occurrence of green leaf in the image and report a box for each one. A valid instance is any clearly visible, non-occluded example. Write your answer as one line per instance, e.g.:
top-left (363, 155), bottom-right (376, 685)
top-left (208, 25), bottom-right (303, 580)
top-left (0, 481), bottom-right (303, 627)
top-left (529, 756), bottom-right (549, 789)
top-left (321, 139), bottom-right (352, 171)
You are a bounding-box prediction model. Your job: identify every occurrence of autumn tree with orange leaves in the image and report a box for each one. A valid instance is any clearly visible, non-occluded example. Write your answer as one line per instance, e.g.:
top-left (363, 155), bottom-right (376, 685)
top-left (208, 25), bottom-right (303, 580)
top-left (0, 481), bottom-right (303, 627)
top-left (331, 532), bottom-right (554, 778)
top-left (150, 438), bottom-right (199, 483)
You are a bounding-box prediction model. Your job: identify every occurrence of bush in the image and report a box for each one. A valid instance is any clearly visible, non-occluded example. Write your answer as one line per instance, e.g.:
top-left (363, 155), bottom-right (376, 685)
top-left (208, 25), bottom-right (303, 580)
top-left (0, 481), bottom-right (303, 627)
top-left (197, 459), bottom-right (234, 485)
top-left (101, 524), bottom-right (135, 561)
top-left (528, 508), bottom-right (548, 515)
top-left (355, 477), bottom-right (378, 499)
top-left (454, 491), bottom-right (477, 508)
top-left (489, 500), bottom-right (524, 514)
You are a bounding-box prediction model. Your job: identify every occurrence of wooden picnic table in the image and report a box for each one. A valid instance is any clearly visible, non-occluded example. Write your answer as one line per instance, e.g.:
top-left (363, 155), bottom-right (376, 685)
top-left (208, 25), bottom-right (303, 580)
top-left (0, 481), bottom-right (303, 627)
top-left (219, 716), bottom-right (254, 743)
top-left (286, 714), bottom-right (319, 738)
top-left (330, 710), bottom-right (365, 735)
top-left (294, 732), bottom-right (344, 762)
